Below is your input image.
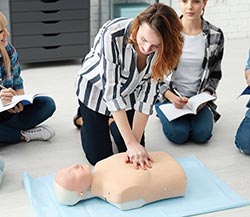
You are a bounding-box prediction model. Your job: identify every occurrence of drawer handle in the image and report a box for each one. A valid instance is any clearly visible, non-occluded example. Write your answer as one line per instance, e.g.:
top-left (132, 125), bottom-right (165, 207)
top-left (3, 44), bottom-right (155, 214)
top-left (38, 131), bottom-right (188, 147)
top-left (43, 46), bottom-right (60, 49)
top-left (41, 0), bottom-right (60, 3)
top-left (42, 20), bottom-right (60, 24)
top-left (41, 10), bottom-right (60, 14)
top-left (43, 33), bottom-right (60, 37)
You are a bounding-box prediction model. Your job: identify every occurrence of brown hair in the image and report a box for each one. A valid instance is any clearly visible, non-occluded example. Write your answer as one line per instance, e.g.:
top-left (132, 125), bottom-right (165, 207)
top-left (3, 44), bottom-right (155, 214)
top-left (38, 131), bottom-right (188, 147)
top-left (0, 12), bottom-right (11, 78)
top-left (129, 3), bottom-right (183, 81)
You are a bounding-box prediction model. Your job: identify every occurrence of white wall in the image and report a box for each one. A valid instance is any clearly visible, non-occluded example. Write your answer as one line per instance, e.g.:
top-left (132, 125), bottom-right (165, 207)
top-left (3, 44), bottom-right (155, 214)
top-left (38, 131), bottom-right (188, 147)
top-left (90, 0), bottom-right (250, 44)
top-left (161, 0), bottom-right (250, 39)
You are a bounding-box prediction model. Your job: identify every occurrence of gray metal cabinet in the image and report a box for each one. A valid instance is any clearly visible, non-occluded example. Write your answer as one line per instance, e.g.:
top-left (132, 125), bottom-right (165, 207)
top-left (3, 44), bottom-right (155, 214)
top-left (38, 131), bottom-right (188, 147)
top-left (1, 0), bottom-right (90, 63)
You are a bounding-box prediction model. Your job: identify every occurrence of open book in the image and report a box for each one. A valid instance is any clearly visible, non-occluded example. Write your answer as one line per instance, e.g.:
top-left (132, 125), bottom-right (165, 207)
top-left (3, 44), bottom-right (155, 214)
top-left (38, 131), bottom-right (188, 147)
top-left (0, 93), bottom-right (40, 112)
top-left (159, 92), bottom-right (215, 121)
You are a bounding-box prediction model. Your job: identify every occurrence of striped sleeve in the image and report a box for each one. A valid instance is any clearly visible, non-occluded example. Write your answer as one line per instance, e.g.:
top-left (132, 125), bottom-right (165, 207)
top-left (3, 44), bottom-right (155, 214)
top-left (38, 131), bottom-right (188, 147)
top-left (101, 19), bottom-right (129, 112)
top-left (134, 79), bottom-right (159, 115)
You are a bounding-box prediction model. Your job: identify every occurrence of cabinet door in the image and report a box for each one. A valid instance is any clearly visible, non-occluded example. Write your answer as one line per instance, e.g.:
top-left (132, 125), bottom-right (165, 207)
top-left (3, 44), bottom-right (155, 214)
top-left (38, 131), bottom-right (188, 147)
top-left (11, 0), bottom-right (89, 12)
top-left (16, 45), bottom-right (90, 63)
top-left (9, 0), bottom-right (90, 63)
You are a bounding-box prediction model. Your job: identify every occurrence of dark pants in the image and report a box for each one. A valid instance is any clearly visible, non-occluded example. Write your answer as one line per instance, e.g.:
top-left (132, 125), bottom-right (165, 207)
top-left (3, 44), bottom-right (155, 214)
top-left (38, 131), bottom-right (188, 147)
top-left (0, 96), bottom-right (56, 144)
top-left (79, 101), bottom-right (145, 165)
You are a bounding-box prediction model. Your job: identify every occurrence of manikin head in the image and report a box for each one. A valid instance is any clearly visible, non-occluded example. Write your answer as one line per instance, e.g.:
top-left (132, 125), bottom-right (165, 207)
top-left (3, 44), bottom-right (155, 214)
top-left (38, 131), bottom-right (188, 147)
top-left (54, 164), bottom-right (92, 205)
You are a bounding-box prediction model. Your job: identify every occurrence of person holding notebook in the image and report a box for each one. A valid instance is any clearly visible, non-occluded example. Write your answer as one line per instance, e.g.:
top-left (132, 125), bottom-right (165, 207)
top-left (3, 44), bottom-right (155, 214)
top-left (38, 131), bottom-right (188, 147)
top-left (0, 12), bottom-right (56, 145)
top-left (155, 0), bottom-right (224, 144)
top-left (235, 49), bottom-right (250, 155)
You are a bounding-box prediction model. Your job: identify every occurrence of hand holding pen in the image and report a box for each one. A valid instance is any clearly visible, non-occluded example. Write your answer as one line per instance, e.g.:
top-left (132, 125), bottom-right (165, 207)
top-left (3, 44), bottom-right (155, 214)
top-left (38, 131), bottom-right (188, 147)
top-left (0, 85), bottom-right (16, 106)
top-left (172, 88), bottom-right (189, 109)
top-left (173, 88), bottom-right (188, 102)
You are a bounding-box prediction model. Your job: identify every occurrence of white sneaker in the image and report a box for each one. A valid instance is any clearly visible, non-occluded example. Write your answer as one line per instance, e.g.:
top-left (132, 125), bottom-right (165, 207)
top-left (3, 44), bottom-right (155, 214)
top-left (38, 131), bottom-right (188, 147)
top-left (21, 125), bottom-right (55, 142)
top-left (0, 159), bottom-right (4, 185)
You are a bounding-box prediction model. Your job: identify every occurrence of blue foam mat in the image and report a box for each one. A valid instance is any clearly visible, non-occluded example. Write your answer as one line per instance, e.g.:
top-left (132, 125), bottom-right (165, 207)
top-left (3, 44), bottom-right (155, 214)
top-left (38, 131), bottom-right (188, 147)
top-left (23, 156), bottom-right (250, 217)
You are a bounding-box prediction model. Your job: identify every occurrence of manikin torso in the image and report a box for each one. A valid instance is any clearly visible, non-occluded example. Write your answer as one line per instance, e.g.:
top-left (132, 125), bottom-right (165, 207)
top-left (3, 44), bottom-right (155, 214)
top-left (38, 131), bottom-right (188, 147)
top-left (54, 152), bottom-right (187, 210)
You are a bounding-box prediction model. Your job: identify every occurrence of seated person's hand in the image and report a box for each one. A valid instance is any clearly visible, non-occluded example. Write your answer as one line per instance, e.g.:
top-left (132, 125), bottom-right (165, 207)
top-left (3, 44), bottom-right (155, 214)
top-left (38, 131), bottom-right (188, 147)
top-left (0, 88), bottom-right (16, 106)
top-left (165, 89), bottom-right (188, 109)
top-left (197, 91), bottom-right (211, 112)
top-left (173, 96), bottom-right (188, 109)
top-left (246, 71), bottom-right (250, 86)
top-left (8, 102), bottom-right (24, 113)
top-left (197, 102), bottom-right (206, 112)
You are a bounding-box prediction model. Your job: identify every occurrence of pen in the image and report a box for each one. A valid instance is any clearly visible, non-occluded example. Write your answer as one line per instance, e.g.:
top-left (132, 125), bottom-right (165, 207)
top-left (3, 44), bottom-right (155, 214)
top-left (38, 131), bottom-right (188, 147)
top-left (173, 88), bottom-right (185, 101)
top-left (0, 84), bottom-right (6, 90)
top-left (173, 88), bottom-right (193, 110)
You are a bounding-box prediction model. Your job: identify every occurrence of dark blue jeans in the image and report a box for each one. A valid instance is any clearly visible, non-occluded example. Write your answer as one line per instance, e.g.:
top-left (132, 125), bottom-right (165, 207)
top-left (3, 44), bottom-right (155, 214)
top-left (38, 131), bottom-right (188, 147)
top-left (155, 101), bottom-right (213, 144)
top-left (79, 101), bottom-right (145, 165)
top-left (235, 115), bottom-right (250, 155)
top-left (0, 96), bottom-right (56, 144)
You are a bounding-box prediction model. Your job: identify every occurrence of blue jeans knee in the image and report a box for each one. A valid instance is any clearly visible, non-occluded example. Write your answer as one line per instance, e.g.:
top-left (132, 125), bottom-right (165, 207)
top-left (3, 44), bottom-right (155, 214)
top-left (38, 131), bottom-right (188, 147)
top-left (155, 101), bottom-right (189, 144)
top-left (235, 116), bottom-right (250, 155)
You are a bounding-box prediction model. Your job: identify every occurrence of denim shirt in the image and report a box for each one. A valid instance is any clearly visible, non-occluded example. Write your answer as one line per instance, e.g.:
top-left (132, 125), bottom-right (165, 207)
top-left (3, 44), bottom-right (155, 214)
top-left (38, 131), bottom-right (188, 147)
top-left (0, 43), bottom-right (23, 90)
top-left (244, 50), bottom-right (250, 118)
top-left (245, 49), bottom-right (250, 71)
top-left (246, 99), bottom-right (250, 118)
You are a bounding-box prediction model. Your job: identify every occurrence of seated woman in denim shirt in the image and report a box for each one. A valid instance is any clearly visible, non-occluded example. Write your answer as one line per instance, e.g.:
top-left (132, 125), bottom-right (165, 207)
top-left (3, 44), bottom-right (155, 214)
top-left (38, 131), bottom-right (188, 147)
top-left (235, 49), bottom-right (250, 155)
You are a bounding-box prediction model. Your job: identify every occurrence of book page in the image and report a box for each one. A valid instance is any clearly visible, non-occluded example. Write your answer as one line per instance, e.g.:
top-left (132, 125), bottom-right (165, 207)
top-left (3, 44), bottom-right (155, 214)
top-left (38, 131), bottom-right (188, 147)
top-left (158, 93), bottom-right (215, 121)
top-left (187, 92), bottom-right (215, 112)
top-left (159, 103), bottom-right (194, 121)
top-left (0, 94), bottom-right (38, 112)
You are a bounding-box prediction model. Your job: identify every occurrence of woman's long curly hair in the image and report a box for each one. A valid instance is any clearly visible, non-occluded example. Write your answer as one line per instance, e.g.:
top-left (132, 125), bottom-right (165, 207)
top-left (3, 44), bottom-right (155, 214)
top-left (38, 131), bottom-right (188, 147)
top-left (0, 12), bottom-right (10, 78)
top-left (129, 3), bottom-right (183, 81)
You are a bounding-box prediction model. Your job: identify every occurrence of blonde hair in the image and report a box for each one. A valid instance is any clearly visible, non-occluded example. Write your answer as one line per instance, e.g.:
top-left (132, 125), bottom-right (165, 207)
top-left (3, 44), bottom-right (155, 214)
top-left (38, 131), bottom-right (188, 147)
top-left (0, 12), bottom-right (11, 78)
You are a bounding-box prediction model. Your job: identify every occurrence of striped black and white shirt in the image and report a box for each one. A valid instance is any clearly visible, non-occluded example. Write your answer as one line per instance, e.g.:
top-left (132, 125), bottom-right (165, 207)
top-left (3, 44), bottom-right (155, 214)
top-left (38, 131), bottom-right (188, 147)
top-left (76, 18), bottom-right (159, 116)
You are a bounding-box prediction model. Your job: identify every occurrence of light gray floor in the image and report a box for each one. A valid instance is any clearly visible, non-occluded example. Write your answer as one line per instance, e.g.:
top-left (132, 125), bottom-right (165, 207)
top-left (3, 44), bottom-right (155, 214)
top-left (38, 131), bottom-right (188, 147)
top-left (1, 38), bottom-right (250, 217)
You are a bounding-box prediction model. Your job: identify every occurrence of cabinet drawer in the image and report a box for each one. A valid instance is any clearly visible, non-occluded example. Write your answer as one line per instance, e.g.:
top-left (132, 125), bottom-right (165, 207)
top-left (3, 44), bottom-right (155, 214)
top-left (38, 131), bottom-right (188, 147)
top-left (12, 20), bottom-right (89, 36)
top-left (11, 9), bottom-right (89, 23)
top-left (16, 44), bottom-right (90, 63)
top-left (11, 0), bottom-right (89, 12)
top-left (12, 32), bottom-right (89, 48)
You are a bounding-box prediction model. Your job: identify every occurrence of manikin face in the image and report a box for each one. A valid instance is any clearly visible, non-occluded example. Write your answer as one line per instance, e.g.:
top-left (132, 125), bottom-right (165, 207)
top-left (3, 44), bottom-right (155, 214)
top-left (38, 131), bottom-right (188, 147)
top-left (55, 164), bottom-right (91, 195)
top-left (136, 22), bottom-right (160, 55)
top-left (179, 0), bottom-right (207, 20)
